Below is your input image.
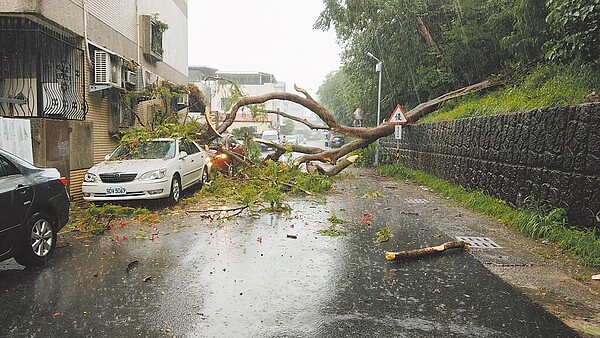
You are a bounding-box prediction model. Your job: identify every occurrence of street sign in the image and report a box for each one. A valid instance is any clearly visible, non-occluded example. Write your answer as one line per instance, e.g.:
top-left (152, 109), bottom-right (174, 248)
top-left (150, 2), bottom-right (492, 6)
top-left (388, 104), bottom-right (409, 125)
top-left (395, 125), bottom-right (402, 140)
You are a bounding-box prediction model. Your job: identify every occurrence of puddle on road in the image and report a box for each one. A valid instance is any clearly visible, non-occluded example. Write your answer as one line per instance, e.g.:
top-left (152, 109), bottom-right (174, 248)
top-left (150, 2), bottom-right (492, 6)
top-left (151, 200), bottom-right (349, 337)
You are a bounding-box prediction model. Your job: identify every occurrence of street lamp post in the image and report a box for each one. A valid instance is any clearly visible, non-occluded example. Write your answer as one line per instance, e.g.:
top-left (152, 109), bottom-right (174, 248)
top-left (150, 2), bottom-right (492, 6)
top-left (367, 52), bottom-right (382, 166)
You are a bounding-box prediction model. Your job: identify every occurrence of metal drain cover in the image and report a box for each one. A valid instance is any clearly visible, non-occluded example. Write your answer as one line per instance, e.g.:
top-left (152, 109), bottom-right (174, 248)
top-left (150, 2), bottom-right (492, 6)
top-left (405, 198), bottom-right (429, 204)
top-left (456, 236), bottom-right (502, 249)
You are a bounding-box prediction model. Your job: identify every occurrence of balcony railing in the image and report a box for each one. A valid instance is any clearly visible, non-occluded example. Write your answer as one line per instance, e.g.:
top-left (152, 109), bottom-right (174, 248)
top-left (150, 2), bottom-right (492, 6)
top-left (0, 16), bottom-right (87, 120)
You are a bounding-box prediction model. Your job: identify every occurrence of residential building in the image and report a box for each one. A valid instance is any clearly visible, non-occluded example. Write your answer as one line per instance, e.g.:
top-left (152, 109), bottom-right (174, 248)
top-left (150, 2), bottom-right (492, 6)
top-left (0, 0), bottom-right (188, 200)
top-left (189, 67), bottom-right (304, 136)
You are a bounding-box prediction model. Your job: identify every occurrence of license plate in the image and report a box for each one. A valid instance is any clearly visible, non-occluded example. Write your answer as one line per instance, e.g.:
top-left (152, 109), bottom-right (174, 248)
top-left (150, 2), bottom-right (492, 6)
top-left (106, 186), bottom-right (126, 195)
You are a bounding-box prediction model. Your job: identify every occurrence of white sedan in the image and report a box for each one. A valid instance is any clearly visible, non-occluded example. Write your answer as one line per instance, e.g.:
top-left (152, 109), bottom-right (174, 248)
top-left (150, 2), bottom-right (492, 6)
top-left (82, 138), bottom-right (211, 204)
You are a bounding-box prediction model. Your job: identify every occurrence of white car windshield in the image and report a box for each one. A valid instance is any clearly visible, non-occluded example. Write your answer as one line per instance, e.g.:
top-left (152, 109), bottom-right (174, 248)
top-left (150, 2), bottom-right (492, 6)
top-left (109, 140), bottom-right (176, 160)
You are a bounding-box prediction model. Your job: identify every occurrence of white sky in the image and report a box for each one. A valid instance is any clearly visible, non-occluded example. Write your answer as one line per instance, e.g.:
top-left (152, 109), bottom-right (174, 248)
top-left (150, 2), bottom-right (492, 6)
top-left (188, 0), bottom-right (342, 97)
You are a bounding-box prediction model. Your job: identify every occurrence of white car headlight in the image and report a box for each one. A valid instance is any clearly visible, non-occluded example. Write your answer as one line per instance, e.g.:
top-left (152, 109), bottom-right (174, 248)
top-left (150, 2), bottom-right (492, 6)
top-left (138, 168), bottom-right (167, 181)
top-left (84, 172), bottom-right (97, 182)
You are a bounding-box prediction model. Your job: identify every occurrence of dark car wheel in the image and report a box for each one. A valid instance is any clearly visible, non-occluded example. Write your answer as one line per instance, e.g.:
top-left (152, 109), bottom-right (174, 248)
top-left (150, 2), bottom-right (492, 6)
top-left (168, 175), bottom-right (181, 204)
top-left (14, 212), bottom-right (57, 267)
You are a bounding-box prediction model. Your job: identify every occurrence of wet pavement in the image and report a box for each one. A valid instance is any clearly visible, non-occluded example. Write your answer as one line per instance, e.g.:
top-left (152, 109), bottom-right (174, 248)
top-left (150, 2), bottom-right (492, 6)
top-left (0, 170), bottom-right (581, 337)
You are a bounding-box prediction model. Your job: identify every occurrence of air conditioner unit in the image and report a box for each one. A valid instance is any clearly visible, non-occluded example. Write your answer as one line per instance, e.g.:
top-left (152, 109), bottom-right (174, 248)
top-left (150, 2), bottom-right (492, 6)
top-left (94, 50), bottom-right (111, 84)
top-left (124, 70), bottom-right (136, 85)
top-left (94, 50), bottom-right (122, 87)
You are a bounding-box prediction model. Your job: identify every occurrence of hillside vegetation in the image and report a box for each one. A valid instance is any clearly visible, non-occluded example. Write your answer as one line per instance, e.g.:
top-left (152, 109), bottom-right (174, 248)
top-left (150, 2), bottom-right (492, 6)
top-left (419, 62), bottom-right (600, 123)
top-left (316, 0), bottom-right (599, 125)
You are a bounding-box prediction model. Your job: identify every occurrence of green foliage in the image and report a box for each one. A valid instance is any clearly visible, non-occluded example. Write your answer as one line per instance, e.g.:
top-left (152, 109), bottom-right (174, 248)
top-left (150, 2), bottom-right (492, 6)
top-left (318, 225), bottom-right (347, 237)
top-left (231, 126), bottom-right (258, 138)
top-left (351, 143), bottom-right (376, 168)
top-left (500, 0), bottom-right (550, 66)
top-left (419, 62), bottom-right (599, 123)
top-left (121, 81), bottom-right (191, 129)
top-left (317, 70), bottom-right (358, 125)
top-left (361, 190), bottom-right (385, 199)
top-left (218, 79), bottom-right (244, 112)
top-left (315, 0), bottom-right (598, 125)
top-left (328, 213), bottom-right (349, 224)
top-left (377, 164), bottom-right (600, 267)
top-left (65, 203), bottom-right (158, 236)
top-left (374, 225), bottom-right (392, 244)
top-left (546, 0), bottom-right (600, 65)
top-left (199, 160), bottom-right (333, 211)
top-left (151, 15), bottom-right (168, 56)
top-left (280, 118), bottom-right (295, 135)
top-left (118, 121), bottom-right (206, 145)
top-left (316, 0), bottom-right (548, 117)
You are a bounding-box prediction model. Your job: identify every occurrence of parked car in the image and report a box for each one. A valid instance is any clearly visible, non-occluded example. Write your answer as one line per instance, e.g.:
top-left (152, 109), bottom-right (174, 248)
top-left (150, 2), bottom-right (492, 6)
top-left (209, 133), bottom-right (244, 176)
top-left (82, 138), bottom-right (210, 204)
top-left (330, 135), bottom-right (345, 148)
top-left (260, 130), bottom-right (280, 151)
top-left (0, 148), bottom-right (70, 267)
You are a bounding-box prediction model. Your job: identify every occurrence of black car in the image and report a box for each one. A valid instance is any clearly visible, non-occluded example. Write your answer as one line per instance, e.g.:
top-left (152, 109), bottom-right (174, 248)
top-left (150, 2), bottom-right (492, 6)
top-left (0, 149), bottom-right (70, 267)
top-left (330, 135), bottom-right (345, 148)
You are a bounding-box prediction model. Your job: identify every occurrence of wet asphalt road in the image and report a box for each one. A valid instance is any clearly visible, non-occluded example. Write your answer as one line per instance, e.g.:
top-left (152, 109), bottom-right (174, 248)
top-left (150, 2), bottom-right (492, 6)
top-left (0, 169), bottom-right (580, 337)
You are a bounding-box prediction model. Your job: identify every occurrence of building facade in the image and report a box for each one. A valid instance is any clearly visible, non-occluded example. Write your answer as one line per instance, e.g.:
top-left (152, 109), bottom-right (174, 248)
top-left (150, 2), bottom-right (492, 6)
top-left (0, 0), bottom-right (188, 200)
top-left (189, 67), bottom-right (307, 135)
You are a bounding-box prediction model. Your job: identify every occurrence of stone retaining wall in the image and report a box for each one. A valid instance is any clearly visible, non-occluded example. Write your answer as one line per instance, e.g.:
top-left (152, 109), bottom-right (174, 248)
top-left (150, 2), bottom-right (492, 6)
top-left (381, 103), bottom-right (599, 228)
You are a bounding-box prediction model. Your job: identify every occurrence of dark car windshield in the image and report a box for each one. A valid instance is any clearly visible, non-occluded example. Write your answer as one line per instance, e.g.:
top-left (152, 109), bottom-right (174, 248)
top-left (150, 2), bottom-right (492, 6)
top-left (109, 140), bottom-right (176, 160)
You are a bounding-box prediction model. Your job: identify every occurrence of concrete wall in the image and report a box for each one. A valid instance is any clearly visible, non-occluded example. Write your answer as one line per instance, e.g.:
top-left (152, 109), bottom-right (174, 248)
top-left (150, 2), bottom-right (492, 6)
top-left (0, 117), bottom-right (33, 162)
top-left (1, 0), bottom-right (188, 85)
top-left (381, 103), bottom-right (600, 228)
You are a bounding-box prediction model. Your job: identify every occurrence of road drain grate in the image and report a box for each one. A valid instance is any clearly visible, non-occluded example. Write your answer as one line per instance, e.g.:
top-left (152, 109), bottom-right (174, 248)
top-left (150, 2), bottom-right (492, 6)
top-left (456, 236), bottom-right (502, 249)
top-left (405, 198), bottom-right (429, 204)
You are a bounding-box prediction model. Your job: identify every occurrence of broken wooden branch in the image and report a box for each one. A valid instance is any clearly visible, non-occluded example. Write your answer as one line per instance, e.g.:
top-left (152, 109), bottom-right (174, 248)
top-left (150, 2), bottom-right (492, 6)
top-left (385, 240), bottom-right (469, 261)
top-left (186, 205), bottom-right (248, 214)
top-left (311, 155), bottom-right (359, 176)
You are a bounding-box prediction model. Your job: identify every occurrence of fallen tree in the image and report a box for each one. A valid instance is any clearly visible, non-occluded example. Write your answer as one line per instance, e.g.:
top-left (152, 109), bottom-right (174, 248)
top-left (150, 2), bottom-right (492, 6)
top-left (192, 77), bottom-right (503, 176)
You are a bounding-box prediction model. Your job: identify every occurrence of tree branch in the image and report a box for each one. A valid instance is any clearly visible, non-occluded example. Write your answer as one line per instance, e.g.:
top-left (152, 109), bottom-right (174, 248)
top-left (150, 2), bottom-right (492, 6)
top-left (385, 241), bottom-right (469, 261)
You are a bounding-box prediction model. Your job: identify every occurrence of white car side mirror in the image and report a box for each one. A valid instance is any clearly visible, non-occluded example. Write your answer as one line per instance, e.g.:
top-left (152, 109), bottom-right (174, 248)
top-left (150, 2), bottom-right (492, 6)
top-left (104, 154), bottom-right (111, 161)
top-left (179, 151), bottom-right (188, 158)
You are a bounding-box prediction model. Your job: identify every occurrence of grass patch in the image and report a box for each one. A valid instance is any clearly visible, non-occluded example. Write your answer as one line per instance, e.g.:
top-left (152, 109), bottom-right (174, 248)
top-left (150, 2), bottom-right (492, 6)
top-left (377, 164), bottom-right (600, 268)
top-left (419, 62), bottom-right (600, 123)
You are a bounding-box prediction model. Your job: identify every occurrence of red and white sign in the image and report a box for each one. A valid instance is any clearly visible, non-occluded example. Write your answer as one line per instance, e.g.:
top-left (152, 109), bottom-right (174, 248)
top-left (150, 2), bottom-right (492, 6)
top-left (388, 104), bottom-right (409, 125)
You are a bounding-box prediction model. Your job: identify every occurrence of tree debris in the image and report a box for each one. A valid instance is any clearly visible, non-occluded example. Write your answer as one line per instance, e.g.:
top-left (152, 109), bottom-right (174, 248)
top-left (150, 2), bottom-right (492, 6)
top-left (186, 205), bottom-right (249, 219)
top-left (385, 240), bottom-right (470, 261)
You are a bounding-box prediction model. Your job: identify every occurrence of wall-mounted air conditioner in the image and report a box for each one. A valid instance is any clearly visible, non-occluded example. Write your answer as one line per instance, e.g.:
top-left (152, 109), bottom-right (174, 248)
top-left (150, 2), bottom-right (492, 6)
top-left (94, 50), bottom-right (112, 85)
top-left (124, 71), bottom-right (136, 85)
top-left (94, 50), bottom-right (122, 87)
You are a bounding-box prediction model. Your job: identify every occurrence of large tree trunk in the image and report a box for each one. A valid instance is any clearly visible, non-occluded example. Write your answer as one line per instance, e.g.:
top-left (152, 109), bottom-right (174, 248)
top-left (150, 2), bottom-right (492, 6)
top-left (197, 78), bottom-right (503, 176)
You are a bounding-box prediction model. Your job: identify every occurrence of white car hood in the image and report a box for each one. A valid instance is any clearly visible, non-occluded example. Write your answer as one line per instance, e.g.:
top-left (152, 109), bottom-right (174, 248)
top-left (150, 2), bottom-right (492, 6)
top-left (89, 159), bottom-right (170, 174)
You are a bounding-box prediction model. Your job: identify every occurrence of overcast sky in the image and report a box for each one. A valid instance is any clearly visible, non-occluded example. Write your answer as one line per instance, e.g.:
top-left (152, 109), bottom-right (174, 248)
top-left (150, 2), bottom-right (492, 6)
top-left (188, 0), bottom-right (342, 97)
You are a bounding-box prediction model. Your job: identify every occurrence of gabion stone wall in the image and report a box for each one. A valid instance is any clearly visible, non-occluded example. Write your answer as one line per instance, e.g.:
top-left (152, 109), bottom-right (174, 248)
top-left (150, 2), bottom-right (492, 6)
top-left (381, 103), bottom-right (599, 228)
